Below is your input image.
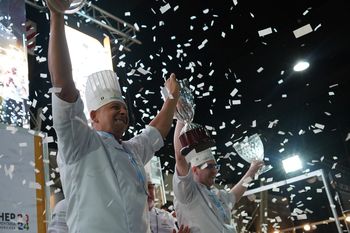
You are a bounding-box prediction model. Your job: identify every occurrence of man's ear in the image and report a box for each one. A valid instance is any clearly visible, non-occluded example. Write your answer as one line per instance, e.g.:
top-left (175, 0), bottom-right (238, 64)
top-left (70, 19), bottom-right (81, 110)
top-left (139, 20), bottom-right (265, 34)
top-left (192, 166), bottom-right (197, 175)
top-left (90, 110), bottom-right (98, 123)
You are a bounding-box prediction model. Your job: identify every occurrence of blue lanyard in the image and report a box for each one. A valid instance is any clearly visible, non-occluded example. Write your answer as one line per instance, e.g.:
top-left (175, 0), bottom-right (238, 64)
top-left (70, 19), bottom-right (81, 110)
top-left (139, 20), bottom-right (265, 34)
top-left (207, 189), bottom-right (229, 223)
top-left (97, 131), bottom-right (148, 195)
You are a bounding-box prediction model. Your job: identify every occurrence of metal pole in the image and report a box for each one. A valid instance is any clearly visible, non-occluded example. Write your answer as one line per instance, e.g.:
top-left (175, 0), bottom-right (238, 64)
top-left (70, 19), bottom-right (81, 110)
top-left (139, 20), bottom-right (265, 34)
top-left (321, 169), bottom-right (343, 232)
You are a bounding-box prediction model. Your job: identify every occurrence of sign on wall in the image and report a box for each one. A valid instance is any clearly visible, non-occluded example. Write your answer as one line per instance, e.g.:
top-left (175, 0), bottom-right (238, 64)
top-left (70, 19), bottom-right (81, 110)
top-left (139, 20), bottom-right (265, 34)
top-left (0, 124), bottom-right (49, 233)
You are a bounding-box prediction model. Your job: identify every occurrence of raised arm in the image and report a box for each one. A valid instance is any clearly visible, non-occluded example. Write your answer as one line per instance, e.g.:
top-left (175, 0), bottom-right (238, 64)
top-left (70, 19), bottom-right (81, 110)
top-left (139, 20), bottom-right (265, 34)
top-left (229, 160), bottom-right (263, 203)
top-left (48, 4), bottom-right (78, 102)
top-left (149, 73), bottom-right (179, 138)
top-left (174, 121), bottom-right (190, 176)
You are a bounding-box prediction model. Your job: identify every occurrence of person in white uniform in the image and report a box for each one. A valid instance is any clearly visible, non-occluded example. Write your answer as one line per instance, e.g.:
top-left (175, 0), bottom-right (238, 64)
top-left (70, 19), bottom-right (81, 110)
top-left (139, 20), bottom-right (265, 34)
top-left (48, 3), bottom-right (180, 233)
top-left (172, 121), bottom-right (263, 233)
top-left (147, 173), bottom-right (190, 233)
top-left (48, 199), bottom-right (68, 233)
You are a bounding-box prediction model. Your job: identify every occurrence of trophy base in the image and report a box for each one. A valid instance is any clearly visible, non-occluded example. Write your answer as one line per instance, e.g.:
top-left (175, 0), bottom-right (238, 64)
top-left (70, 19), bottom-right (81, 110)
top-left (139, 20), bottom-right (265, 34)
top-left (180, 140), bottom-right (216, 156)
top-left (179, 127), bottom-right (215, 156)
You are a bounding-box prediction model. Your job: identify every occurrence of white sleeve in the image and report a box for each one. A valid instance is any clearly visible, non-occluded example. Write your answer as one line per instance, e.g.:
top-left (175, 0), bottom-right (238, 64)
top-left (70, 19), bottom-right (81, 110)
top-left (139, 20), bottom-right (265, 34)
top-left (124, 125), bottom-right (164, 165)
top-left (52, 94), bottom-right (99, 164)
top-left (173, 168), bottom-right (197, 204)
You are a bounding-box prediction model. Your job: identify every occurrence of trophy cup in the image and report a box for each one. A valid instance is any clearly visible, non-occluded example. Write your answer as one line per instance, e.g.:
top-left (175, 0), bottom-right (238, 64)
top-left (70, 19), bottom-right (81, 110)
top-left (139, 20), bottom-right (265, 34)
top-left (47, 0), bottom-right (86, 14)
top-left (233, 134), bottom-right (272, 175)
top-left (175, 79), bottom-right (215, 156)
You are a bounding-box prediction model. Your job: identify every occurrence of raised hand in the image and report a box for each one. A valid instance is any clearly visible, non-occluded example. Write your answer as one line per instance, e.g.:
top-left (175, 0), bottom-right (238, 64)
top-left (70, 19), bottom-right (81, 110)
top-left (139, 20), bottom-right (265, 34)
top-left (247, 160), bottom-right (264, 177)
top-left (165, 73), bottom-right (180, 101)
top-left (47, 0), bottom-right (71, 14)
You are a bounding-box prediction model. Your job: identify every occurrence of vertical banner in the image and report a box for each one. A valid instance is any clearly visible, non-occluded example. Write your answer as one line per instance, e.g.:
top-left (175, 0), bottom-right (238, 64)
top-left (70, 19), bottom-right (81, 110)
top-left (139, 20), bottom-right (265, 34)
top-left (0, 0), bottom-right (29, 127)
top-left (0, 124), bottom-right (48, 233)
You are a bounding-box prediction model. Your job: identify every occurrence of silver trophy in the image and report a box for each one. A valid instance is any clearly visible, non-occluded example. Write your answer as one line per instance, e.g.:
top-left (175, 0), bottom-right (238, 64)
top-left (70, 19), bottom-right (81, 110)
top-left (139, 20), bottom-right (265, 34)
top-left (47, 0), bottom-right (86, 14)
top-left (233, 134), bottom-right (272, 175)
top-left (175, 79), bottom-right (215, 156)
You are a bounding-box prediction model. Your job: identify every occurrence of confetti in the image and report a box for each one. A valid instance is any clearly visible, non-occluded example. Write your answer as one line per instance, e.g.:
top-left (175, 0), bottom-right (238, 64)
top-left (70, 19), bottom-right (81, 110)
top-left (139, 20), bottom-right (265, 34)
top-left (293, 24), bottom-right (313, 38)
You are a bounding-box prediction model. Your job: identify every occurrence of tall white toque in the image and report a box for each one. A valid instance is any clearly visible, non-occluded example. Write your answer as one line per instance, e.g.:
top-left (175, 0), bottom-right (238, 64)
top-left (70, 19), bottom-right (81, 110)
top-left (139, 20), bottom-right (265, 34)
top-left (85, 70), bottom-right (126, 112)
top-left (186, 148), bottom-right (215, 167)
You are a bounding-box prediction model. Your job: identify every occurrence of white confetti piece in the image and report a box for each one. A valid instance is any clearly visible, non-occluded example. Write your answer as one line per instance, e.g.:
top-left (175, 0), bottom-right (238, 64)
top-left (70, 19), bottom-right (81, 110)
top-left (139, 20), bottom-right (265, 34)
top-left (251, 120), bottom-right (256, 128)
top-left (54, 188), bottom-right (62, 194)
top-left (230, 88), bottom-right (238, 97)
top-left (137, 67), bottom-right (151, 75)
top-left (46, 180), bottom-right (55, 187)
top-left (296, 214), bottom-right (307, 220)
top-left (258, 27), bottom-right (272, 37)
top-left (19, 142), bottom-right (28, 147)
top-left (293, 24), bottom-right (313, 38)
top-left (43, 136), bottom-right (54, 144)
top-left (314, 123), bottom-right (325, 130)
top-left (160, 3), bottom-right (171, 14)
top-left (232, 100), bottom-right (241, 105)
top-left (198, 39), bottom-right (208, 50)
top-left (5, 164), bottom-right (15, 179)
top-left (48, 87), bottom-right (62, 93)
top-left (257, 67), bottom-right (264, 73)
top-left (345, 133), bottom-right (350, 141)
top-left (314, 24), bottom-right (322, 31)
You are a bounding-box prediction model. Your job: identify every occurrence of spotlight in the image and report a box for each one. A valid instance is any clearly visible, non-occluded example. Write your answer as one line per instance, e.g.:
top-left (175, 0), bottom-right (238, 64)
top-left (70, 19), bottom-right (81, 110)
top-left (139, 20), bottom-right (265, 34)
top-left (345, 214), bottom-right (350, 222)
top-left (282, 155), bottom-right (302, 173)
top-left (293, 61), bottom-right (310, 72)
top-left (303, 224), bottom-right (311, 231)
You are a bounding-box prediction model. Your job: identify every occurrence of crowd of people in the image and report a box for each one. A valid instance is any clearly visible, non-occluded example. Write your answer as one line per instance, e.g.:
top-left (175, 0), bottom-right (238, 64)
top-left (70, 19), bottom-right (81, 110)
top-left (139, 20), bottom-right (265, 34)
top-left (47, 2), bottom-right (263, 233)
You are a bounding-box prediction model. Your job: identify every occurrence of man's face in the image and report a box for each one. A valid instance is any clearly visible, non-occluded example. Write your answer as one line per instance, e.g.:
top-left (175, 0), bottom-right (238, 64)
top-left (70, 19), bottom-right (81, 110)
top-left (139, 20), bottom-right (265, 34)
top-left (92, 101), bottom-right (129, 139)
top-left (193, 160), bottom-right (219, 187)
top-left (147, 182), bottom-right (156, 210)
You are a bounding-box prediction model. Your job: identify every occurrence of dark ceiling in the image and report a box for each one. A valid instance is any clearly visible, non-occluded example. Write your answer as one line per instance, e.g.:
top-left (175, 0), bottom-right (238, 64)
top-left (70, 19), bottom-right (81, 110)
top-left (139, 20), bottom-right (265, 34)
top-left (26, 0), bottom-right (349, 186)
top-left (92, 0), bottom-right (350, 184)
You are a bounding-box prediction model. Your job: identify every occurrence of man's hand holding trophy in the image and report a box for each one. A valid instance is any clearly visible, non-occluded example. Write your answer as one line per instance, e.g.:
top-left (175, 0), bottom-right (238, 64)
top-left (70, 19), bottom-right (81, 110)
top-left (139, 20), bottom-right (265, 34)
top-left (46, 0), bottom-right (86, 14)
top-left (173, 79), bottom-right (215, 159)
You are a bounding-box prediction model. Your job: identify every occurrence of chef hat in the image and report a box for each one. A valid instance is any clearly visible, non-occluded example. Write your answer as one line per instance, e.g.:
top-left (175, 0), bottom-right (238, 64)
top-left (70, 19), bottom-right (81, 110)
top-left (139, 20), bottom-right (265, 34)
top-left (85, 70), bottom-right (126, 112)
top-left (186, 148), bottom-right (216, 167)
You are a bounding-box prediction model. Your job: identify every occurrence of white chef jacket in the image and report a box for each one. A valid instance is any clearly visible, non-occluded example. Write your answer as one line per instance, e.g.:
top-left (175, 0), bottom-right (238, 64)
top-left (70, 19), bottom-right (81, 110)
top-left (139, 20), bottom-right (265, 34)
top-left (52, 94), bottom-right (164, 233)
top-left (173, 168), bottom-right (237, 233)
top-left (48, 199), bottom-right (68, 233)
top-left (150, 207), bottom-right (177, 233)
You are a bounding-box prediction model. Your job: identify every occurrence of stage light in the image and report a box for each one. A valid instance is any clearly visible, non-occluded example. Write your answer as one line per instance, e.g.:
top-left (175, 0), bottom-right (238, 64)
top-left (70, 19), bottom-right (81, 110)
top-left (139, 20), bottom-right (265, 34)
top-left (345, 214), bottom-right (350, 222)
top-left (293, 60), bottom-right (310, 72)
top-left (303, 223), bottom-right (311, 231)
top-left (282, 155), bottom-right (302, 173)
